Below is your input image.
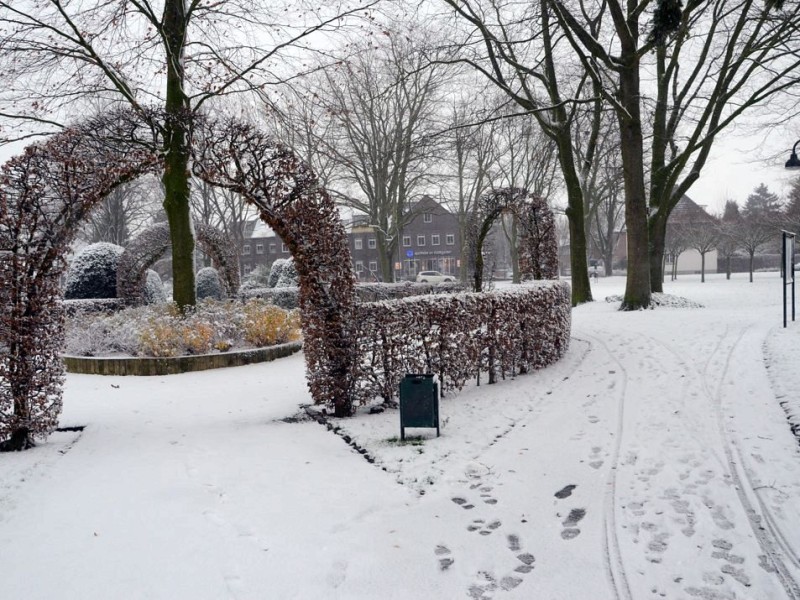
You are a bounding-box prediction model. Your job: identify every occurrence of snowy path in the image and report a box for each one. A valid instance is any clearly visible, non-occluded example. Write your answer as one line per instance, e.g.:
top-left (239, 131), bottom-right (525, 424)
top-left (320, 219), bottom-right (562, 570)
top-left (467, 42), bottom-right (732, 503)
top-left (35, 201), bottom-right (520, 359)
top-left (2, 274), bottom-right (800, 599)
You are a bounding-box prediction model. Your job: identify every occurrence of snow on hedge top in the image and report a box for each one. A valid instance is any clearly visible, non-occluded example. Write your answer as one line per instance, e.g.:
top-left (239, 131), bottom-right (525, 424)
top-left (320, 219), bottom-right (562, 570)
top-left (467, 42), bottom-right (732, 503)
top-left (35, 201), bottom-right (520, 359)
top-left (64, 242), bottom-right (125, 299)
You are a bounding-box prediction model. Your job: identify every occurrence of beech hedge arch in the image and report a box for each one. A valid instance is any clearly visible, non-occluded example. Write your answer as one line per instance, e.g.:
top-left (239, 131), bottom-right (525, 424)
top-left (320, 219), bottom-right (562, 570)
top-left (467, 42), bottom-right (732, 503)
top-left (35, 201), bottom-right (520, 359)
top-left (0, 109), bottom-right (356, 448)
top-left (117, 221), bottom-right (240, 304)
top-left (469, 187), bottom-right (558, 291)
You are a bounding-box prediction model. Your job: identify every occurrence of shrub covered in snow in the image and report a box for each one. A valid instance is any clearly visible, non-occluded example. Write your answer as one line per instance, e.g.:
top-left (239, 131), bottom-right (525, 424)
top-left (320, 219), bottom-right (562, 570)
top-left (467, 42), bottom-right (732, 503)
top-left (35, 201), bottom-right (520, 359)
top-left (143, 270), bottom-right (167, 304)
top-left (350, 281), bottom-right (571, 406)
top-left (196, 266), bottom-right (224, 301)
top-left (267, 258), bottom-right (289, 288)
top-left (64, 299), bottom-right (301, 358)
top-left (64, 242), bottom-right (125, 299)
top-left (239, 286), bottom-right (299, 310)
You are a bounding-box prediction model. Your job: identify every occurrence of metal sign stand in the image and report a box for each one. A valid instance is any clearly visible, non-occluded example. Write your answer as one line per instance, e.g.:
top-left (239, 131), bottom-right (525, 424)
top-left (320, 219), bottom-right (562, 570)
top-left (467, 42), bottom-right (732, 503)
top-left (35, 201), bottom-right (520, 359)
top-left (782, 231), bottom-right (795, 328)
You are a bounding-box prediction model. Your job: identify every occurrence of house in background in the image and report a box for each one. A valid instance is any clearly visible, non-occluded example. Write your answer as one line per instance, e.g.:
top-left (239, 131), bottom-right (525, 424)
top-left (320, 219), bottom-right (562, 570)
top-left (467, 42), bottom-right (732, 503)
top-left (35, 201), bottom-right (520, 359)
top-left (593, 195), bottom-right (718, 276)
top-left (239, 195), bottom-right (461, 282)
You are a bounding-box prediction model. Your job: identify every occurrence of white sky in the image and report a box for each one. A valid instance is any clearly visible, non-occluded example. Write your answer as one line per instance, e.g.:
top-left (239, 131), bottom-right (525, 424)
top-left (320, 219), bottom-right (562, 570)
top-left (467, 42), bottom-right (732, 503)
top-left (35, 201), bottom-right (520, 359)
top-left (688, 127), bottom-right (800, 214)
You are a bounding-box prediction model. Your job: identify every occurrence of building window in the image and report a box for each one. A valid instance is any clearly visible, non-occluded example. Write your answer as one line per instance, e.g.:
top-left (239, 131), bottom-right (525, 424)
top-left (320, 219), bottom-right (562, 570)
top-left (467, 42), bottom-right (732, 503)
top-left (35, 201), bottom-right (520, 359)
top-left (368, 238), bottom-right (377, 249)
top-left (355, 238), bottom-right (363, 250)
top-left (282, 243), bottom-right (289, 253)
top-left (242, 244), bottom-right (251, 255)
top-left (269, 243), bottom-right (276, 253)
top-left (424, 213), bottom-right (433, 223)
top-left (446, 234), bottom-right (455, 246)
top-left (431, 234), bottom-right (440, 246)
top-left (243, 263), bottom-right (252, 274)
top-left (403, 236), bottom-right (411, 247)
top-left (417, 235), bottom-right (426, 246)
top-left (355, 260), bottom-right (364, 272)
top-left (369, 261), bottom-right (377, 272)
top-left (256, 243), bottom-right (264, 254)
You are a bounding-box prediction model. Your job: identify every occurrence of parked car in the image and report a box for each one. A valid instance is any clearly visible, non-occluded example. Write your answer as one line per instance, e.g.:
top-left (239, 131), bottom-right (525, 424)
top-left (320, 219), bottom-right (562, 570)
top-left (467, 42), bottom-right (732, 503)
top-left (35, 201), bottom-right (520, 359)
top-left (416, 271), bottom-right (456, 283)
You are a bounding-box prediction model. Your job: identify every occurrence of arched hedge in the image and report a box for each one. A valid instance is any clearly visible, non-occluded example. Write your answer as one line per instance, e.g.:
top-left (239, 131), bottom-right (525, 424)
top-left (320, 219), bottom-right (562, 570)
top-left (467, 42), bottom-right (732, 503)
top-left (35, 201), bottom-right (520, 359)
top-left (468, 187), bottom-right (558, 291)
top-left (0, 110), bottom-right (356, 448)
top-left (117, 221), bottom-right (240, 303)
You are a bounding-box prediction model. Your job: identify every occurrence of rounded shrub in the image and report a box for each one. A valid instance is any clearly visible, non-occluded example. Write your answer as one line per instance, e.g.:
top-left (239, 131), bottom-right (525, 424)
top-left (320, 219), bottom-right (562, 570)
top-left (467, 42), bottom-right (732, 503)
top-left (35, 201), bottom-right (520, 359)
top-left (143, 269), bottom-right (167, 304)
top-left (267, 258), bottom-right (289, 288)
top-left (196, 266), bottom-right (224, 301)
top-left (64, 242), bottom-right (125, 299)
top-left (275, 259), bottom-right (298, 288)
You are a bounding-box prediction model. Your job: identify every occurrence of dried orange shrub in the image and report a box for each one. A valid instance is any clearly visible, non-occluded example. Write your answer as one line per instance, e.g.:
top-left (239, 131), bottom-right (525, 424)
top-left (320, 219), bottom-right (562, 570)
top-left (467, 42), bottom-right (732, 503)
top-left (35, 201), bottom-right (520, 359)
top-left (180, 321), bottom-right (215, 354)
top-left (243, 300), bottom-right (300, 347)
top-left (138, 317), bottom-right (184, 357)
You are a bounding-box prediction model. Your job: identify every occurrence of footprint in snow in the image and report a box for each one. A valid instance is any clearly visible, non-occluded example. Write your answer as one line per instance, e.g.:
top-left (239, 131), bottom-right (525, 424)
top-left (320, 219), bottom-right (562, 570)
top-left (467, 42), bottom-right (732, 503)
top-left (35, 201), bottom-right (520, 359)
top-left (561, 508), bottom-right (586, 540)
top-left (554, 484), bottom-right (576, 499)
top-left (435, 545), bottom-right (454, 571)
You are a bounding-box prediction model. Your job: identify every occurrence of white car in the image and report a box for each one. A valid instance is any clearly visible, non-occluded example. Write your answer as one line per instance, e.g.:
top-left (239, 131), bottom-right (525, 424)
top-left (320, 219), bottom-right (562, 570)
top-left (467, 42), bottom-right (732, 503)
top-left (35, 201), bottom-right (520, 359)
top-left (416, 271), bottom-right (456, 283)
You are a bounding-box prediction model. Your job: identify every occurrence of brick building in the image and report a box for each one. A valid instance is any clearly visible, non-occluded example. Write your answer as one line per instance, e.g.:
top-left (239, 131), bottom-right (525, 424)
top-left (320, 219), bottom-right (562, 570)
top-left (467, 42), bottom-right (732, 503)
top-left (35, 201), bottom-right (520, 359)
top-left (239, 195), bottom-right (462, 282)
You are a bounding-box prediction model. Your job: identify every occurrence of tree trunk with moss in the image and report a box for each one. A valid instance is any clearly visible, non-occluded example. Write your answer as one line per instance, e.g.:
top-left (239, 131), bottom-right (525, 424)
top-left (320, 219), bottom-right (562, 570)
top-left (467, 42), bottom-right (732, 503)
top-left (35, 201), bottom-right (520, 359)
top-left (162, 0), bottom-right (196, 310)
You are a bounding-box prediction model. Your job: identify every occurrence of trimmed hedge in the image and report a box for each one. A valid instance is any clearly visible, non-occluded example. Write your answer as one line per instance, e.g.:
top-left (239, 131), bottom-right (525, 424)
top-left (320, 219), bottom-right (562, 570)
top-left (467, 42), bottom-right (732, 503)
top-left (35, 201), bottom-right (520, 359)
top-left (351, 280), bottom-right (571, 405)
top-left (354, 281), bottom-right (467, 302)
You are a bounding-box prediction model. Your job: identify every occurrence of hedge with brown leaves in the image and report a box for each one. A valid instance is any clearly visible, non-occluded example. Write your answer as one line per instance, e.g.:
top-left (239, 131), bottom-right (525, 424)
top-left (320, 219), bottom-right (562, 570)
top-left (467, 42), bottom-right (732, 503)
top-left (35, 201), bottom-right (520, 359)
top-left (351, 281), bottom-right (571, 405)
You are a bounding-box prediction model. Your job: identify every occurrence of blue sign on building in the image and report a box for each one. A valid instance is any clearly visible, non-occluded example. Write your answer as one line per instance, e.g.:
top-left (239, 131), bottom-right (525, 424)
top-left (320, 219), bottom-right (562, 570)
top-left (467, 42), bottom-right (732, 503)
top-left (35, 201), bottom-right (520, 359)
top-left (406, 250), bottom-right (414, 258)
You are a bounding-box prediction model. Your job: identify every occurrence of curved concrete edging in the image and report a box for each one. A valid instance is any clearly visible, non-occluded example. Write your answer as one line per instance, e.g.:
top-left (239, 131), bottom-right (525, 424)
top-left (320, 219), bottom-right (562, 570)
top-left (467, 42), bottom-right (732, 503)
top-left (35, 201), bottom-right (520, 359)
top-left (62, 341), bottom-right (303, 376)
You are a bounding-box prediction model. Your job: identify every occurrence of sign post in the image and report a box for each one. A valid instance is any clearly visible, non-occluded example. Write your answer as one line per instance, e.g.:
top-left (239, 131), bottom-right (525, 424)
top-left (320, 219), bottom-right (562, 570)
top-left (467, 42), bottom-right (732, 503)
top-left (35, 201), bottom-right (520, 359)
top-left (782, 231), bottom-right (795, 328)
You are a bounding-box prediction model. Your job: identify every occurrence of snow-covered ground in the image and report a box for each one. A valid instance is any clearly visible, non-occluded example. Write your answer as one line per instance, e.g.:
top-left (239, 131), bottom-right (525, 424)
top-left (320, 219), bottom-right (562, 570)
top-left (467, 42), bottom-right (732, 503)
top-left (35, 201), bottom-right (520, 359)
top-left (2, 272), bottom-right (800, 600)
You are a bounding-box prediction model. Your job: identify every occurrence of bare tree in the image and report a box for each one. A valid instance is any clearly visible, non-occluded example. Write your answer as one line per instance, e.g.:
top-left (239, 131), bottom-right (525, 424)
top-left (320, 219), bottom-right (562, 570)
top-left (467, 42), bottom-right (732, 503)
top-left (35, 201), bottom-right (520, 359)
top-left (683, 222), bottom-right (720, 283)
top-left (294, 30), bottom-right (447, 282)
top-left (548, 0), bottom-right (800, 307)
top-left (444, 94), bottom-right (500, 281)
top-left (191, 180), bottom-right (257, 272)
top-left (80, 176), bottom-right (162, 247)
top-left (438, 0), bottom-right (599, 306)
top-left (0, 0), bottom-right (377, 308)
top-left (664, 223), bottom-right (689, 282)
top-left (716, 200), bottom-right (742, 280)
top-left (735, 186), bottom-right (782, 282)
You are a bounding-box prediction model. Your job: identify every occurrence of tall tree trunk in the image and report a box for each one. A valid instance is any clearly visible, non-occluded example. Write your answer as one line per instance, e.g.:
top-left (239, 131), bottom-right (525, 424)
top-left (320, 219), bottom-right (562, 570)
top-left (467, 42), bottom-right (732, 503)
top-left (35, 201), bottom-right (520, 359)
top-left (648, 214), bottom-right (669, 292)
top-left (701, 252), bottom-right (706, 282)
top-left (162, 0), bottom-right (196, 310)
top-left (617, 61), bottom-right (651, 309)
top-left (558, 139), bottom-right (592, 306)
top-left (378, 235), bottom-right (394, 283)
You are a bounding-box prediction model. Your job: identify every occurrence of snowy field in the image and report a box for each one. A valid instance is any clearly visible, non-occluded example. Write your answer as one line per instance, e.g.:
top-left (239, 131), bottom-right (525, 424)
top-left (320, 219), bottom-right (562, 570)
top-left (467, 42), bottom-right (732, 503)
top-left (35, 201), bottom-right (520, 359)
top-left (2, 272), bottom-right (800, 600)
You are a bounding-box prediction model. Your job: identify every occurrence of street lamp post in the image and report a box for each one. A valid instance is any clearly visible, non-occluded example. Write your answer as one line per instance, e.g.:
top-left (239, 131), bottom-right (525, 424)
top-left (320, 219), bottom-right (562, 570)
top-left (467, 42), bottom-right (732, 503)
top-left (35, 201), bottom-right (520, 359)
top-left (787, 139), bottom-right (800, 169)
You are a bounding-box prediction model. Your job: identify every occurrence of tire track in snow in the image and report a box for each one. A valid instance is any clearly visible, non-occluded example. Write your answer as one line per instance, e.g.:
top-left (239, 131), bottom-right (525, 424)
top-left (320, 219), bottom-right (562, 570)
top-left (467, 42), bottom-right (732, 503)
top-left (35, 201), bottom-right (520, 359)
top-left (704, 326), bottom-right (800, 599)
top-left (576, 333), bottom-right (633, 600)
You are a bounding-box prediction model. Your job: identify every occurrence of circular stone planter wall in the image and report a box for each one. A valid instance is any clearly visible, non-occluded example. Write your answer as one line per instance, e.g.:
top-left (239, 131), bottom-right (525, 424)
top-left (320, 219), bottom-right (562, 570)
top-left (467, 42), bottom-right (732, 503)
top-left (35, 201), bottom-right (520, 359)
top-left (62, 341), bottom-right (302, 376)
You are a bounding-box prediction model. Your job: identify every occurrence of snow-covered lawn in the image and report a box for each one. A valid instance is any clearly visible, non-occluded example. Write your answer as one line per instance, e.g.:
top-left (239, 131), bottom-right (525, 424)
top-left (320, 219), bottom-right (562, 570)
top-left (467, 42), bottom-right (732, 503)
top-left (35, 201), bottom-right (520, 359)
top-left (2, 272), bottom-right (800, 599)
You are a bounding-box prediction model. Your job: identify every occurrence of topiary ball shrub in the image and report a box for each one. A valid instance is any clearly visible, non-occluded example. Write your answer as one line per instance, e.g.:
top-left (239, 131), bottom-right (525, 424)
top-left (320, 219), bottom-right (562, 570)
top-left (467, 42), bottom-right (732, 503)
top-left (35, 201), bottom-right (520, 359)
top-left (196, 266), bottom-right (225, 301)
top-left (275, 259), bottom-right (298, 288)
top-left (64, 242), bottom-right (125, 299)
top-left (143, 269), bottom-right (167, 304)
top-left (268, 258), bottom-right (289, 288)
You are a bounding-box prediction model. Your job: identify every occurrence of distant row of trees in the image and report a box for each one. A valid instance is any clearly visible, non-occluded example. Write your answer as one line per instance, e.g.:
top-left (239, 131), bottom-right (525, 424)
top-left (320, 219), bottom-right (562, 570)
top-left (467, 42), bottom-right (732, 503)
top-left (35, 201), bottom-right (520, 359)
top-left (665, 181), bottom-right (800, 284)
